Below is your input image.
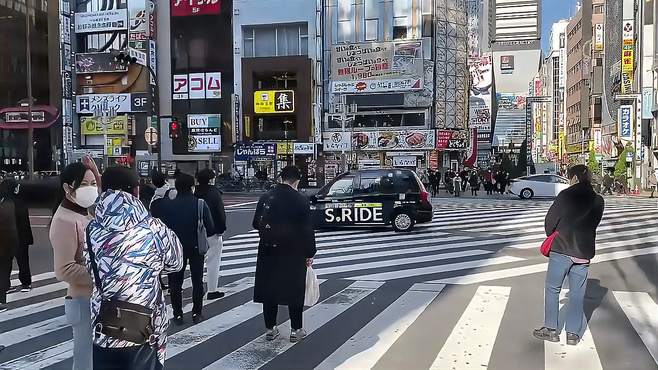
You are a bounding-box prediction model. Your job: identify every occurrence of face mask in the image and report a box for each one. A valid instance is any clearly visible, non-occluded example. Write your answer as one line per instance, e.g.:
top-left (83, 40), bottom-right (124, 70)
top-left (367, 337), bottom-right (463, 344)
top-left (72, 186), bottom-right (98, 208)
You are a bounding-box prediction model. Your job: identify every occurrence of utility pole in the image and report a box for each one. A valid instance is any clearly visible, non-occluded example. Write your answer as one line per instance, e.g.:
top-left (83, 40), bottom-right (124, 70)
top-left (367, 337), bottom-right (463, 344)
top-left (25, 0), bottom-right (34, 179)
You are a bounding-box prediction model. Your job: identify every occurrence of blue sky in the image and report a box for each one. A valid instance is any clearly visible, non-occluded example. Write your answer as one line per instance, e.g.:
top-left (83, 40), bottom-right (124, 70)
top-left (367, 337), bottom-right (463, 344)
top-left (541, 0), bottom-right (577, 52)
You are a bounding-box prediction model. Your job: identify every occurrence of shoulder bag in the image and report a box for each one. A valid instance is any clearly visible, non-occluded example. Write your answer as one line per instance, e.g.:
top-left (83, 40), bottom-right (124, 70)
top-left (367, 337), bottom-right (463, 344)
top-left (87, 231), bottom-right (156, 345)
top-left (540, 231), bottom-right (559, 257)
top-left (197, 198), bottom-right (210, 255)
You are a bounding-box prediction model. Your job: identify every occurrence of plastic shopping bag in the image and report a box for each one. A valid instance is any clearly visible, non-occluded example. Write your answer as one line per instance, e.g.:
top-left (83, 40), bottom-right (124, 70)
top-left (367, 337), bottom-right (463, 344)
top-left (304, 267), bottom-right (320, 307)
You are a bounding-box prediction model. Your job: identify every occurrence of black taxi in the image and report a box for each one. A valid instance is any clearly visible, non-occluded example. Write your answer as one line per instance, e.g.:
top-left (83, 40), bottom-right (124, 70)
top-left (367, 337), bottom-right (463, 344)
top-left (310, 168), bottom-right (432, 232)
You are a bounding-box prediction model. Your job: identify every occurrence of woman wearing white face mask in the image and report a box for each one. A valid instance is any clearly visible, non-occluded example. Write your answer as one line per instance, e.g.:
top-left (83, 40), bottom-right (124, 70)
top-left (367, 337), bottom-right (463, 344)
top-left (49, 156), bottom-right (100, 370)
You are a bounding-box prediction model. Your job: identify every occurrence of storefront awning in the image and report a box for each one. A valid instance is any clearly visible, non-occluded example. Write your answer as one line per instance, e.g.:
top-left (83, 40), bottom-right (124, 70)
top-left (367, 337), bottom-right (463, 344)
top-left (0, 105), bottom-right (59, 129)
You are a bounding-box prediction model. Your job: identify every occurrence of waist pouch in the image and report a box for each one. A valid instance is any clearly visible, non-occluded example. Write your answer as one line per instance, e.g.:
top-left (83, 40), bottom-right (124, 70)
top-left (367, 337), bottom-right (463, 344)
top-left (94, 299), bottom-right (155, 345)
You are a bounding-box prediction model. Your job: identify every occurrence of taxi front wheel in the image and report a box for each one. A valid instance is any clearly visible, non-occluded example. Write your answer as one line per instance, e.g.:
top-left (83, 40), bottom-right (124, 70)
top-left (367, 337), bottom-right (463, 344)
top-left (392, 211), bottom-right (415, 232)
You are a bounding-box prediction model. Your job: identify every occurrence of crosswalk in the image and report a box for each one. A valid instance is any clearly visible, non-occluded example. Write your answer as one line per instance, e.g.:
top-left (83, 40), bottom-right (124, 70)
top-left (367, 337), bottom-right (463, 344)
top-left (1, 197), bottom-right (656, 369)
top-left (1, 278), bottom-right (656, 369)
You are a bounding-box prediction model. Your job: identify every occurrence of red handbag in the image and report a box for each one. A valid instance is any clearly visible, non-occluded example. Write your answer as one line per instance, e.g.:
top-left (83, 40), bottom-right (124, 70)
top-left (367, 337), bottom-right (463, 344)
top-left (540, 231), bottom-right (559, 257)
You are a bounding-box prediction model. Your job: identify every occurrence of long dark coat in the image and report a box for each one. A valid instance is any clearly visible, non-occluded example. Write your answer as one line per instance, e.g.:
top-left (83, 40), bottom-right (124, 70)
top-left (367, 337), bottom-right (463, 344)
top-left (0, 197), bottom-right (19, 257)
top-left (252, 184), bottom-right (317, 307)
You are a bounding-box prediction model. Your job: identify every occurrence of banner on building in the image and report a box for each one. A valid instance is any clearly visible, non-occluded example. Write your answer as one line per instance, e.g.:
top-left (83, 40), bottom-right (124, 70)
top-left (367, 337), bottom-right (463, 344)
top-left (172, 73), bottom-right (221, 100)
top-left (75, 9), bottom-right (128, 33)
top-left (468, 95), bottom-right (491, 142)
top-left (234, 142), bottom-right (276, 160)
top-left (642, 87), bottom-right (653, 119)
top-left (171, 0), bottom-right (221, 16)
top-left (469, 55), bottom-right (492, 96)
top-left (594, 24), bottom-right (604, 51)
top-left (330, 41), bottom-right (424, 92)
top-left (81, 115), bottom-right (129, 135)
top-left (187, 114), bottom-right (221, 152)
top-left (619, 105), bottom-right (633, 140)
top-left (496, 93), bottom-right (526, 110)
top-left (75, 53), bottom-right (129, 73)
top-left (254, 90), bottom-right (295, 114)
top-left (436, 130), bottom-right (469, 151)
top-left (322, 130), bottom-right (435, 152)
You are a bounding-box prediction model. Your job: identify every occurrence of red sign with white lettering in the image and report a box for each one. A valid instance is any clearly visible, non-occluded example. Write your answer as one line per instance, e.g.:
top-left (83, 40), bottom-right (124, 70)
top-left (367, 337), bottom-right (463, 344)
top-left (171, 0), bottom-right (220, 17)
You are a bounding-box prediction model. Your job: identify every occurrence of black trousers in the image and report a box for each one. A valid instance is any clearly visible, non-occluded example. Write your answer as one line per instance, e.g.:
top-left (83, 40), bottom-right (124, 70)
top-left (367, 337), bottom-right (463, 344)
top-left (93, 344), bottom-right (161, 370)
top-left (0, 255), bottom-right (12, 304)
top-left (263, 303), bottom-right (303, 330)
top-left (14, 243), bottom-right (31, 286)
top-left (168, 252), bottom-right (204, 317)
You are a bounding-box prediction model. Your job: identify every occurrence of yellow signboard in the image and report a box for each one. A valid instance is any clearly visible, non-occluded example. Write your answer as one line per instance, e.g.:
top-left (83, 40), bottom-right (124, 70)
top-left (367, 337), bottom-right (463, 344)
top-left (81, 115), bottom-right (128, 135)
top-left (276, 142), bottom-right (293, 155)
top-left (106, 136), bottom-right (125, 156)
top-left (254, 90), bottom-right (295, 114)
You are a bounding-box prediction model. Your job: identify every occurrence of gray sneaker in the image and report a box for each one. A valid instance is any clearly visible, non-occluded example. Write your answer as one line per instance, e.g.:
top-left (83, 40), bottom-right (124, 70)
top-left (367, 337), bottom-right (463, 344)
top-left (265, 326), bottom-right (280, 341)
top-left (290, 328), bottom-right (307, 343)
top-left (566, 332), bottom-right (580, 345)
top-left (533, 327), bottom-right (559, 342)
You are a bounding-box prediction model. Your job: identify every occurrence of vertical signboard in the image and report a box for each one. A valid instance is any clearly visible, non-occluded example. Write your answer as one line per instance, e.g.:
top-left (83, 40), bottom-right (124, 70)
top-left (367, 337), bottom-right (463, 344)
top-left (621, 20), bottom-right (634, 94)
top-left (619, 105), bottom-right (633, 140)
top-left (594, 24), bottom-right (604, 51)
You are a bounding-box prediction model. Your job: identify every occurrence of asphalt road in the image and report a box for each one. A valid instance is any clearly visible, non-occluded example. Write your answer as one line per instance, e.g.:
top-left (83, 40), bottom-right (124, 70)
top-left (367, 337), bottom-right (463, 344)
top-left (2, 194), bottom-right (657, 370)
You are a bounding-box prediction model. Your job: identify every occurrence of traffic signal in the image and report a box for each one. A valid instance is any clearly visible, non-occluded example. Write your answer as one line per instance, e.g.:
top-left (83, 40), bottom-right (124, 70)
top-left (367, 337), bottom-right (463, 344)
top-left (169, 119), bottom-right (181, 139)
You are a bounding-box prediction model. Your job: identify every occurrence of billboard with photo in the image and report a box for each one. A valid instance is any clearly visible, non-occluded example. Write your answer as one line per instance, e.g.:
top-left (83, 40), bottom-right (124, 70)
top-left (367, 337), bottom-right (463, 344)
top-left (469, 55), bottom-right (492, 96)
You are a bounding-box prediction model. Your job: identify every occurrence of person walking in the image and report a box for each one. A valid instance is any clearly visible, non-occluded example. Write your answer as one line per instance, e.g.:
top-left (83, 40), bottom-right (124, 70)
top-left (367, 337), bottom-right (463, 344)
top-left (149, 170), bottom-right (175, 210)
top-left (453, 173), bottom-right (462, 197)
top-left (469, 171), bottom-right (480, 197)
top-left (194, 169), bottom-right (227, 300)
top-left (433, 170), bottom-right (442, 196)
top-left (459, 169), bottom-right (469, 192)
top-left (601, 172), bottom-right (613, 195)
top-left (484, 169), bottom-right (494, 195)
top-left (648, 170), bottom-right (657, 198)
top-left (252, 166), bottom-right (317, 343)
top-left (49, 158), bottom-right (100, 370)
top-left (0, 179), bottom-right (20, 313)
top-left (428, 170), bottom-right (437, 197)
top-left (0, 179), bottom-right (33, 293)
top-left (87, 167), bottom-right (183, 370)
top-left (152, 173), bottom-right (214, 325)
top-left (533, 164), bottom-right (604, 346)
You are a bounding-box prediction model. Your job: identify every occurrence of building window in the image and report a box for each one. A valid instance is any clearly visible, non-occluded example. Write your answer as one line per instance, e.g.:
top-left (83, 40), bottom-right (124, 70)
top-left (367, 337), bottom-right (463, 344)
top-left (338, 0), bottom-right (353, 43)
top-left (421, 0), bottom-right (432, 38)
top-left (593, 4), bottom-right (603, 14)
top-left (364, 0), bottom-right (379, 41)
top-left (243, 23), bottom-right (308, 57)
top-left (393, 0), bottom-right (411, 40)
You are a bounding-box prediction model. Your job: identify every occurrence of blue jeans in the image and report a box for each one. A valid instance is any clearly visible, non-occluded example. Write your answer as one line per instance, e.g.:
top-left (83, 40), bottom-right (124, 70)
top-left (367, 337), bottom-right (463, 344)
top-left (544, 252), bottom-right (589, 334)
top-left (64, 296), bottom-right (93, 370)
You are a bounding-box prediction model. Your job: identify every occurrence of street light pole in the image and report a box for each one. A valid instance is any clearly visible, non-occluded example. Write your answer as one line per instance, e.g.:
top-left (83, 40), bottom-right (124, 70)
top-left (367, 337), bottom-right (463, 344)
top-left (25, 0), bottom-right (34, 179)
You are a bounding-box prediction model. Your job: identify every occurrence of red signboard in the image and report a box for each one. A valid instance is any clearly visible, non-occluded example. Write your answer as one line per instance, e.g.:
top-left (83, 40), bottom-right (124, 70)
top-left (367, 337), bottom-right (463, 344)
top-left (171, 0), bottom-right (221, 17)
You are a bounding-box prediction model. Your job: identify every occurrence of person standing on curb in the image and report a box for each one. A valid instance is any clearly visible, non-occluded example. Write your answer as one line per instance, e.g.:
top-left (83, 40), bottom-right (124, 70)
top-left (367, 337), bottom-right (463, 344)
top-left (252, 166), bottom-right (317, 343)
top-left (50, 158), bottom-right (100, 370)
top-left (152, 173), bottom-right (214, 325)
top-left (1, 179), bottom-right (33, 292)
top-left (87, 167), bottom-right (183, 369)
top-left (648, 170), bottom-right (657, 198)
top-left (533, 164), bottom-right (604, 346)
top-left (195, 169), bottom-right (227, 300)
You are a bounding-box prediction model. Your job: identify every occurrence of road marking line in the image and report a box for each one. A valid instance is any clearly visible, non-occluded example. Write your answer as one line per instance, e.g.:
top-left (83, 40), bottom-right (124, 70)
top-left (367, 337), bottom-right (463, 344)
top-left (429, 246), bottom-right (658, 285)
top-left (613, 291), bottom-right (658, 365)
top-left (203, 280), bottom-right (384, 370)
top-left (0, 340), bottom-right (74, 370)
top-left (10, 271), bottom-right (56, 288)
top-left (544, 290), bottom-right (602, 370)
top-left (469, 212), bottom-right (657, 233)
top-left (316, 283), bottom-right (445, 370)
top-left (348, 256), bottom-right (524, 281)
top-left (224, 201), bottom-right (259, 209)
top-left (430, 286), bottom-right (510, 370)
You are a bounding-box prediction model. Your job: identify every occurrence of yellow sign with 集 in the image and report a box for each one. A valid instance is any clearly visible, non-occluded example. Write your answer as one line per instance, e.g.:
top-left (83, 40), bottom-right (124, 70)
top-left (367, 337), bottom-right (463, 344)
top-left (81, 115), bottom-right (128, 135)
top-left (254, 90), bottom-right (295, 114)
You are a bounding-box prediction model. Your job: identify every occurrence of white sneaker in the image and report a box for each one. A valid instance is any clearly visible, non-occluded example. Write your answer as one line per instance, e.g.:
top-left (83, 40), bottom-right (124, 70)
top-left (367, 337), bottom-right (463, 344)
top-left (0, 303), bottom-right (8, 313)
top-left (290, 328), bottom-right (307, 343)
top-left (265, 326), bottom-right (280, 341)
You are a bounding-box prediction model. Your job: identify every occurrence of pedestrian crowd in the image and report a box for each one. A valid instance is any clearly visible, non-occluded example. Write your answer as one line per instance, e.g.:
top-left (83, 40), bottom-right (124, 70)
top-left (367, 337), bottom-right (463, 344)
top-left (420, 168), bottom-right (510, 197)
top-left (0, 158), bottom-right (608, 367)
